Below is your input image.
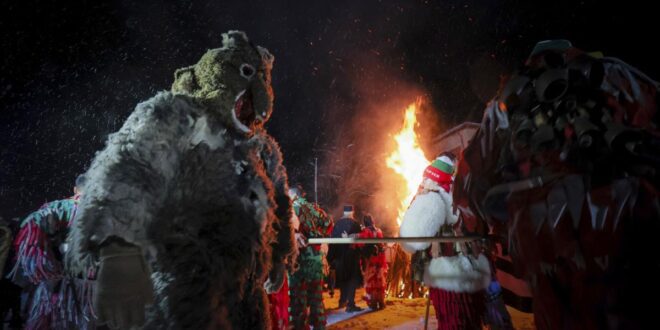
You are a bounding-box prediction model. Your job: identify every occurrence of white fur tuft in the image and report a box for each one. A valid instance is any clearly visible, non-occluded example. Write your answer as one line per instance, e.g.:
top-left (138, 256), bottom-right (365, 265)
top-left (190, 115), bottom-right (227, 150)
top-left (424, 254), bottom-right (491, 293)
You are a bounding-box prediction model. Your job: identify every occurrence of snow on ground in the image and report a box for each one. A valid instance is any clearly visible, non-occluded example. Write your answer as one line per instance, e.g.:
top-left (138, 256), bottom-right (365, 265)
top-left (323, 288), bottom-right (535, 329)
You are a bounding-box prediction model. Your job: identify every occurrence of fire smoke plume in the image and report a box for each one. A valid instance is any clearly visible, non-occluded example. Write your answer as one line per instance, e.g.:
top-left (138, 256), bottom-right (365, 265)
top-left (318, 59), bottom-right (443, 235)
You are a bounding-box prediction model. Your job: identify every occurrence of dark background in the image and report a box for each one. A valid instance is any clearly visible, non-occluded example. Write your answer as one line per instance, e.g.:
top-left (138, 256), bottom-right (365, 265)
top-left (1, 0), bottom-right (657, 220)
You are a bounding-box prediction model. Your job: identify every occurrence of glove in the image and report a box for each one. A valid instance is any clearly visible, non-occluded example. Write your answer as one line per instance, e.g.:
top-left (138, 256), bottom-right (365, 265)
top-left (264, 263), bottom-right (286, 294)
top-left (94, 240), bottom-right (154, 329)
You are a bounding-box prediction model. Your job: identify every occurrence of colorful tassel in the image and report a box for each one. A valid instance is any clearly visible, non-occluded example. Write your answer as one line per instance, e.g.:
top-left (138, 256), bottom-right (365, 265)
top-left (10, 196), bottom-right (95, 330)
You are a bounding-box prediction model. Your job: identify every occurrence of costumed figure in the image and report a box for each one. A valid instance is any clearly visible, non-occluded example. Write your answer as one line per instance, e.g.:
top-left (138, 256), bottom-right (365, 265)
top-left (399, 155), bottom-right (500, 330)
top-left (9, 175), bottom-right (95, 329)
top-left (64, 31), bottom-right (296, 329)
top-left (357, 214), bottom-right (388, 310)
top-left (454, 39), bottom-right (660, 329)
top-left (287, 185), bottom-right (333, 330)
top-left (327, 205), bottom-right (364, 312)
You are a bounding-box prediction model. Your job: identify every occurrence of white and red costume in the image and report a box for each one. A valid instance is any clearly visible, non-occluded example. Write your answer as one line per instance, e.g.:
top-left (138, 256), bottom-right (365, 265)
top-left (399, 155), bottom-right (491, 330)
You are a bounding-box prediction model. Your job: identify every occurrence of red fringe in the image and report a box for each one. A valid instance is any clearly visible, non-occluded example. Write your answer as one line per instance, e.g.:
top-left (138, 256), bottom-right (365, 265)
top-left (10, 223), bottom-right (62, 283)
top-left (430, 288), bottom-right (485, 330)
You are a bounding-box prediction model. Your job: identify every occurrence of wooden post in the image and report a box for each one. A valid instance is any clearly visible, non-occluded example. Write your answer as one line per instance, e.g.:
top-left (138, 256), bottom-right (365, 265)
top-left (424, 292), bottom-right (431, 330)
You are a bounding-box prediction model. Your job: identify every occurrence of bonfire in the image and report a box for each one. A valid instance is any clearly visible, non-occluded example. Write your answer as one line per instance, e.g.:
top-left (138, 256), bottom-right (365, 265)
top-left (384, 100), bottom-right (429, 299)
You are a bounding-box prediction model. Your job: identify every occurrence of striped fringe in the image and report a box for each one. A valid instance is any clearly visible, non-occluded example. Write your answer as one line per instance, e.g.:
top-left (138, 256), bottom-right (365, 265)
top-left (430, 288), bottom-right (485, 330)
top-left (24, 277), bottom-right (97, 330)
top-left (9, 223), bottom-right (62, 283)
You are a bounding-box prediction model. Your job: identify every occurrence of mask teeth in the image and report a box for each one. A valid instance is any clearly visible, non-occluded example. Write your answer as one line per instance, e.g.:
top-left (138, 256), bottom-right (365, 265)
top-left (234, 90), bottom-right (246, 102)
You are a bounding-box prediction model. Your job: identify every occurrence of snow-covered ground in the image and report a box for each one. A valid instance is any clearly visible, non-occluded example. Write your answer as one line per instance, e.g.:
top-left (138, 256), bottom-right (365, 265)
top-left (323, 288), bottom-right (535, 329)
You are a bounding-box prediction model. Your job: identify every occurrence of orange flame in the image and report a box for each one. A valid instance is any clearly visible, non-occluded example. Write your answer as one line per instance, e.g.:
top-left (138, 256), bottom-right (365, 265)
top-left (386, 101), bottom-right (430, 225)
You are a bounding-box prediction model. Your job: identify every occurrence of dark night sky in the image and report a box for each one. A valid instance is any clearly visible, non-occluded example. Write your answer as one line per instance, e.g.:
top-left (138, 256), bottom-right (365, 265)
top-left (1, 0), bottom-right (657, 220)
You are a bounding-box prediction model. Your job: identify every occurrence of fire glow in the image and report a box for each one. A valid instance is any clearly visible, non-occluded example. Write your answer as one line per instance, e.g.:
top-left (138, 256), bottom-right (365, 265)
top-left (386, 101), bottom-right (430, 226)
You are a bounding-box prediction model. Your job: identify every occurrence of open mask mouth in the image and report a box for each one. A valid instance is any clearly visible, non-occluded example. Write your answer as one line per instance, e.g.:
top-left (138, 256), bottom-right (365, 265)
top-left (232, 89), bottom-right (257, 133)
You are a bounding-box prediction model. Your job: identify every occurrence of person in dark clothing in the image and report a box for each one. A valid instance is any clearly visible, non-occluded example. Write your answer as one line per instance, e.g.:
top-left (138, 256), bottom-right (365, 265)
top-left (326, 205), bottom-right (364, 313)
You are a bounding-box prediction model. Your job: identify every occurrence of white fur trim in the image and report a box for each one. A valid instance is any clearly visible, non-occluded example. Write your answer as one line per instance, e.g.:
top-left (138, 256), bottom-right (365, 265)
top-left (424, 254), bottom-right (491, 293)
top-left (399, 189), bottom-right (452, 252)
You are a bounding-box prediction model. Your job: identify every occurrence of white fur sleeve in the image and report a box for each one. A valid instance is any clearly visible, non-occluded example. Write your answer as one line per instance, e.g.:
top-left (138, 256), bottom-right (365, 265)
top-left (399, 191), bottom-right (449, 253)
top-left (438, 189), bottom-right (459, 226)
top-left (68, 93), bottom-right (190, 258)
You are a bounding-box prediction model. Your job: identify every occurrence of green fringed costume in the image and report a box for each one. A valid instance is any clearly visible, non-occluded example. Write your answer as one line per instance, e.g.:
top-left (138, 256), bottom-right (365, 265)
top-left (289, 197), bottom-right (333, 330)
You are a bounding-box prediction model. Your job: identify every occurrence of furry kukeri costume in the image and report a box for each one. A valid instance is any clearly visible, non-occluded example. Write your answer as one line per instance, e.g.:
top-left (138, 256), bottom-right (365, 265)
top-left (65, 31), bottom-right (296, 329)
top-left (454, 40), bottom-right (660, 329)
top-left (288, 189), bottom-right (333, 329)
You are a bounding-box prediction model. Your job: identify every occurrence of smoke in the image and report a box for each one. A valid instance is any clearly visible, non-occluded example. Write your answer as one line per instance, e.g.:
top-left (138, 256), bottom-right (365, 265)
top-left (317, 52), bottom-right (444, 235)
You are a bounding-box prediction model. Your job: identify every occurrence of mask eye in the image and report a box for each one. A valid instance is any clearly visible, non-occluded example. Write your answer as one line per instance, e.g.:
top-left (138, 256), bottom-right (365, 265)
top-left (240, 63), bottom-right (255, 79)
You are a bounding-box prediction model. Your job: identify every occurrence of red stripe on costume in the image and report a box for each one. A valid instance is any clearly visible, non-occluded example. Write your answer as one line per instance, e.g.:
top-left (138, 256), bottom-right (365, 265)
top-left (430, 288), bottom-right (485, 330)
